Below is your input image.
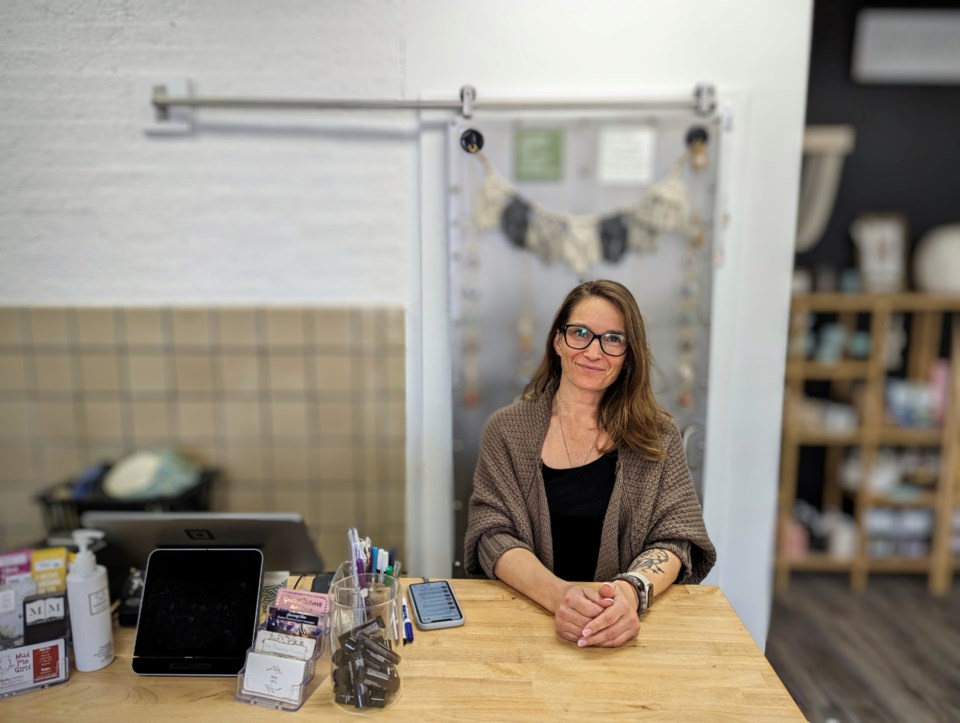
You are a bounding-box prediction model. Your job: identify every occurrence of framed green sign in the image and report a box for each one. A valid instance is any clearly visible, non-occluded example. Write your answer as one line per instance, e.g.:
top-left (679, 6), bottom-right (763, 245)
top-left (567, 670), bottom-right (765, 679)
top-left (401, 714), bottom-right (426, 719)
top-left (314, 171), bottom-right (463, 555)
top-left (513, 128), bottom-right (564, 182)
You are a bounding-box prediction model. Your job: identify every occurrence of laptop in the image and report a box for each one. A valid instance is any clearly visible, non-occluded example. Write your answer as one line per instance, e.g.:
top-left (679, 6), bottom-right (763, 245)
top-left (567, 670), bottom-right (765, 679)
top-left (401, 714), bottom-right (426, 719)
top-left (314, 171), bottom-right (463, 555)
top-left (132, 547), bottom-right (263, 676)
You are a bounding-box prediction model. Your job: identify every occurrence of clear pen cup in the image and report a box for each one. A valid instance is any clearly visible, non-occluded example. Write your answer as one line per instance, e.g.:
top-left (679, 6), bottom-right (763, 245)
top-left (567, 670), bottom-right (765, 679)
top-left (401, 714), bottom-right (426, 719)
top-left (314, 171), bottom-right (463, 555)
top-left (329, 573), bottom-right (403, 712)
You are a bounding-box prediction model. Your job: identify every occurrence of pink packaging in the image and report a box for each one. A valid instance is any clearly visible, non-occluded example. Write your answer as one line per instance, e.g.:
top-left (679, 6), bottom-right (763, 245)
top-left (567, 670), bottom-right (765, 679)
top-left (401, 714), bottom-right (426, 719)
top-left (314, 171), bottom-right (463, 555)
top-left (930, 360), bottom-right (949, 426)
top-left (0, 549), bottom-right (32, 585)
top-left (273, 588), bottom-right (330, 616)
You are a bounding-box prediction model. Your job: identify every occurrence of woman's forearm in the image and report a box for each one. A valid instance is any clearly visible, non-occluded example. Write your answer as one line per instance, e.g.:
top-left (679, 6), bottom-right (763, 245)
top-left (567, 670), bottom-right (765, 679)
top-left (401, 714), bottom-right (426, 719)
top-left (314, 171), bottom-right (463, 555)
top-left (493, 547), bottom-right (569, 613)
top-left (628, 548), bottom-right (682, 597)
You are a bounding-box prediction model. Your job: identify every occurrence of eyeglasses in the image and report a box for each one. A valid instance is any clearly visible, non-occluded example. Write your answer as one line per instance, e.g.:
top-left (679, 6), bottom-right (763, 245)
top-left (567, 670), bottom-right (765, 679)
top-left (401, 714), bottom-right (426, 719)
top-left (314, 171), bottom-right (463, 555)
top-left (560, 324), bottom-right (628, 357)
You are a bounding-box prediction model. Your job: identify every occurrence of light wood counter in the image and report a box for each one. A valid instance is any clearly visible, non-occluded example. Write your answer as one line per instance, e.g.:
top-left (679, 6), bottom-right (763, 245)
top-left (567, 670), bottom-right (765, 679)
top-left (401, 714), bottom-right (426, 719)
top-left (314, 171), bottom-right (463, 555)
top-left (3, 579), bottom-right (803, 721)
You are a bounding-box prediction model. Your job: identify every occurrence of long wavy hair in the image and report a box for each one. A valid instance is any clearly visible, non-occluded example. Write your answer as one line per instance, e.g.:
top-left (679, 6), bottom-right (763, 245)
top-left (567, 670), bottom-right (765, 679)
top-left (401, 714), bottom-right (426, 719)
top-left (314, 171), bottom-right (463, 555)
top-left (524, 279), bottom-right (669, 460)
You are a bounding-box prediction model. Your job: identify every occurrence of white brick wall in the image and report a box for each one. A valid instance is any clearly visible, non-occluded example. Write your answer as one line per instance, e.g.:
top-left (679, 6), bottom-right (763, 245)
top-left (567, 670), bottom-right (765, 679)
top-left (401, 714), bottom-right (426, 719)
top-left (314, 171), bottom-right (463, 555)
top-left (0, 0), bottom-right (409, 304)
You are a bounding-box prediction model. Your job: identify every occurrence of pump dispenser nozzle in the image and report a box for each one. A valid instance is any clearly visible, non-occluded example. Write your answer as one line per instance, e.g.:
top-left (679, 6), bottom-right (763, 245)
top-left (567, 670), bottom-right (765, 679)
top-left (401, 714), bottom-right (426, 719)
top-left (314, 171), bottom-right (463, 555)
top-left (71, 529), bottom-right (105, 575)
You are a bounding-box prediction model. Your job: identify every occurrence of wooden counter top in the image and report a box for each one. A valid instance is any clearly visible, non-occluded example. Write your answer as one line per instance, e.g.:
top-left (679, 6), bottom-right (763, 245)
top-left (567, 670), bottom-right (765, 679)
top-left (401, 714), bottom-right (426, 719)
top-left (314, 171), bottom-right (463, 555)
top-left (3, 579), bottom-right (803, 721)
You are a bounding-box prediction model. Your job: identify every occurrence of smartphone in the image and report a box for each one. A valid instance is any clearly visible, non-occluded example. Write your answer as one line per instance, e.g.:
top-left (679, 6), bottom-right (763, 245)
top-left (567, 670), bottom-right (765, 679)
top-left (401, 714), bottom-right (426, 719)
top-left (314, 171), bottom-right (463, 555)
top-left (407, 580), bottom-right (465, 630)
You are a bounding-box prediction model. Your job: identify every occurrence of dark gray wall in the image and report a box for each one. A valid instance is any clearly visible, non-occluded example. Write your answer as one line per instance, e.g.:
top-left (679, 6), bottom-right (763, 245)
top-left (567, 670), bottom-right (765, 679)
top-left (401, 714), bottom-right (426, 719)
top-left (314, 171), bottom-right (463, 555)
top-left (797, 0), bottom-right (960, 278)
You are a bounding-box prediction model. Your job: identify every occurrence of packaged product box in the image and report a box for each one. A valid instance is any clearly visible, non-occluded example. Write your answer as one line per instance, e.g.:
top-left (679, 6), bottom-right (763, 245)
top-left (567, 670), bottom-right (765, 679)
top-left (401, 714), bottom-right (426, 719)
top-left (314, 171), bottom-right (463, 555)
top-left (0, 549), bottom-right (32, 586)
top-left (30, 548), bottom-right (68, 594)
top-left (0, 577), bottom-right (38, 647)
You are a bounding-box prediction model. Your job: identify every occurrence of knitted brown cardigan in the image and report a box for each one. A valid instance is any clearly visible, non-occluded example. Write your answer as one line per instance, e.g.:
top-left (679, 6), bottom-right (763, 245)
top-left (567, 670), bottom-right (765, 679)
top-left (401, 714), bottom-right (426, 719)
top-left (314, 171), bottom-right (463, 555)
top-left (464, 386), bottom-right (716, 583)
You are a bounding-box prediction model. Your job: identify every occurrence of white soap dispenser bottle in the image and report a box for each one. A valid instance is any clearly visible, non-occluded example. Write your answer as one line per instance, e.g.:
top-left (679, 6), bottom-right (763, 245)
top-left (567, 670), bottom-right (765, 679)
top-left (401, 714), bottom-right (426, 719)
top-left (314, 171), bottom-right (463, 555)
top-left (66, 529), bottom-right (115, 672)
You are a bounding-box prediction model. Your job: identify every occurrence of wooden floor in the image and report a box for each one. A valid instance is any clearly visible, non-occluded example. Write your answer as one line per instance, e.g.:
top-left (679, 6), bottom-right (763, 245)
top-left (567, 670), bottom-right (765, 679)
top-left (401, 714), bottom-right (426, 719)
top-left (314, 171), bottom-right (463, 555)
top-left (766, 574), bottom-right (960, 723)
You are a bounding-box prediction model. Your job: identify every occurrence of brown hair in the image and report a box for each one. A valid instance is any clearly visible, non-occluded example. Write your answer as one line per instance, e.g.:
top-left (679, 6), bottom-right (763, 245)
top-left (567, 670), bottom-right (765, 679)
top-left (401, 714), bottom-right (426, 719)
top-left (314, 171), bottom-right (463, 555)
top-left (524, 279), bottom-right (669, 460)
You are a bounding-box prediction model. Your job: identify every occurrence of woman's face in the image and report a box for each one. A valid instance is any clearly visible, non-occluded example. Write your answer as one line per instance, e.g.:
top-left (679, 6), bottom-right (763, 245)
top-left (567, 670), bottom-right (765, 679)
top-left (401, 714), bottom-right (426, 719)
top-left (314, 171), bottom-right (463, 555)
top-left (554, 296), bottom-right (628, 396)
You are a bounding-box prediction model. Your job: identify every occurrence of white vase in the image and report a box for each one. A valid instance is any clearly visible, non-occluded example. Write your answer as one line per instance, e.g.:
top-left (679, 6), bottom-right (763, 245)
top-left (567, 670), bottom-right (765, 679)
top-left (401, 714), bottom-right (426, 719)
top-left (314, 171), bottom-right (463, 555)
top-left (914, 223), bottom-right (960, 293)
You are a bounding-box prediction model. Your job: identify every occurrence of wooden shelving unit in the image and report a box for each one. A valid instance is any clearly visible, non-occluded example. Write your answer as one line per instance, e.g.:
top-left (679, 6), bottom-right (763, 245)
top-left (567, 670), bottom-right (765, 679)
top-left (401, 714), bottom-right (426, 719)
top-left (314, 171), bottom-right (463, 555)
top-left (776, 293), bottom-right (960, 595)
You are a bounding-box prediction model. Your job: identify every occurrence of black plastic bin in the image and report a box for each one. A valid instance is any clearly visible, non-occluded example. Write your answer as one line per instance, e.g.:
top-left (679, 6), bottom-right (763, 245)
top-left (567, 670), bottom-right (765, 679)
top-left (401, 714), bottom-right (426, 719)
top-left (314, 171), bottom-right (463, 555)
top-left (35, 466), bottom-right (218, 535)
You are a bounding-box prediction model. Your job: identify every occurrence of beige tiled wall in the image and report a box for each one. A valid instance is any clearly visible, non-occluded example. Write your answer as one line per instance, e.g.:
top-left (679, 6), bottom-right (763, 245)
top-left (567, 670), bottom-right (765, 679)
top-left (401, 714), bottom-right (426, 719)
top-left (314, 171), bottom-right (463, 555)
top-left (0, 306), bottom-right (405, 565)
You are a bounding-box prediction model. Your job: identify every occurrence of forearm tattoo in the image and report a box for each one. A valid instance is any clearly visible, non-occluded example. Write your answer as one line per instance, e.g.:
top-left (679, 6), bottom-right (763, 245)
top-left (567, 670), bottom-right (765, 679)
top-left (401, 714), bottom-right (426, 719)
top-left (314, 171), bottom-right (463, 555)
top-left (630, 549), bottom-right (671, 576)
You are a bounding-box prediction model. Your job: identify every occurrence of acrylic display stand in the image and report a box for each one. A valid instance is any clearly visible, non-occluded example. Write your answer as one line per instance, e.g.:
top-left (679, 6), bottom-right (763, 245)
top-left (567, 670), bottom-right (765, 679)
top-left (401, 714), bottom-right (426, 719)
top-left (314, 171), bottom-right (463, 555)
top-left (0, 637), bottom-right (71, 699)
top-left (235, 589), bottom-right (331, 712)
top-left (235, 639), bottom-right (327, 712)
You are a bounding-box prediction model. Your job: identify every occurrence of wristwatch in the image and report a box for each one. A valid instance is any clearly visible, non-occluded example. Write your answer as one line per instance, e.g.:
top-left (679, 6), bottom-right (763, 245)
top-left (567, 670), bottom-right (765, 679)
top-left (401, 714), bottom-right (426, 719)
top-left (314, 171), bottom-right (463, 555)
top-left (611, 571), bottom-right (653, 615)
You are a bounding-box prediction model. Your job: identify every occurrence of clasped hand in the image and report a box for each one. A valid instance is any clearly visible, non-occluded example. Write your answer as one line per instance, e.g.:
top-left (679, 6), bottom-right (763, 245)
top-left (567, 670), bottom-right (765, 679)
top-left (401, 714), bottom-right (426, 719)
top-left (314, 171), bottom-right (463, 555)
top-left (554, 581), bottom-right (640, 648)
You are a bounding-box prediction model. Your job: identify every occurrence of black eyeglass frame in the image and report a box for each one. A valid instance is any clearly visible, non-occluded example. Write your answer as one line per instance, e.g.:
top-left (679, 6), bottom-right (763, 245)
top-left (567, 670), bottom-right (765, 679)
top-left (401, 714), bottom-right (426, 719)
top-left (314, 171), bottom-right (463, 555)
top-left (559, 324), bottom-right (628, 357)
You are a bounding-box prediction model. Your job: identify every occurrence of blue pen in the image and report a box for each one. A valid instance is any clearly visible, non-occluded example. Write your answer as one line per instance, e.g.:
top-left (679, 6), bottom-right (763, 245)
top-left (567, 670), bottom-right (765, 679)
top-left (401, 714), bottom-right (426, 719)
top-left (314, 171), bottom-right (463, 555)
top-left (401, 593), bottom-right (414, 644)
top-left (371, 546), bottom-right (378, 575)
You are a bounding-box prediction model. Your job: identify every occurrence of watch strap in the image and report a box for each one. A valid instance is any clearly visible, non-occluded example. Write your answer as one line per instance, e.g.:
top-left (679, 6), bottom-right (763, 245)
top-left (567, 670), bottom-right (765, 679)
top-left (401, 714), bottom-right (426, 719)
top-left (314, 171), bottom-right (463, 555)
top-left (612, 571), bottom-right (653, 615)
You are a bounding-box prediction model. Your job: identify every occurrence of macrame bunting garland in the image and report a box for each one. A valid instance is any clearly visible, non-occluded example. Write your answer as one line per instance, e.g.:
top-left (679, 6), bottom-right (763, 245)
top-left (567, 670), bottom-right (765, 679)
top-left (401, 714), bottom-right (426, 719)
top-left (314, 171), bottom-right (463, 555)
top-left (470, 153), bottom-right (695, 275)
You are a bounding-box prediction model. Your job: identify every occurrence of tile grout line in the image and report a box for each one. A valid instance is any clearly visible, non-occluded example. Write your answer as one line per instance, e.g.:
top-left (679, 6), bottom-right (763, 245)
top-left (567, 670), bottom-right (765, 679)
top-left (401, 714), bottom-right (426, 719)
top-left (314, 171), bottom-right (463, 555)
top-left (352, 307), bottom-right (367, 534)
top-left (63, 308), bottom-right (91, 469)
top-left (255, 308), bottom-right (274, 512)
top-left (20, 307), bottom-right (48, 539)
top-left (160, 308), bottom-right (179, 443)
top-left (115, 308), bottom-right (135, 455)
top-left (209, 308), bottom-right (227, 509)
top-left (303, 309), bottom-right (321, 531)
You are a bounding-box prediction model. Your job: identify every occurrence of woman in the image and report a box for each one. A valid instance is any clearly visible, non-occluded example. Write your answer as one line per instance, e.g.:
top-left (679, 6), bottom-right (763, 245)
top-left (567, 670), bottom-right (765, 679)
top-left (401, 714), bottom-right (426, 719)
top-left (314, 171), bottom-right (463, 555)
top-left (464, 280), bottom-right (715, 648)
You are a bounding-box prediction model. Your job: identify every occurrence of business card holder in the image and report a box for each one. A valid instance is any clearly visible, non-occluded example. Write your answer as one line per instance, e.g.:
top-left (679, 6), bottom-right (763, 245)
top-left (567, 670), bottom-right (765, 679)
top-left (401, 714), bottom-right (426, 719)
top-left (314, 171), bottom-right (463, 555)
top-left (0, 637), bottom-right (71, 699)
top-left (235, 598), bottom-right (331, 713)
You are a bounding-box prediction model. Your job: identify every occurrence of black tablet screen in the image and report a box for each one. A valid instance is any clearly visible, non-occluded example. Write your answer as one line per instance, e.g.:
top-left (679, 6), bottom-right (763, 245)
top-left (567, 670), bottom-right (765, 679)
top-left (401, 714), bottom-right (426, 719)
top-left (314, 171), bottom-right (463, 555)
top-left (133, 548), bottom-right (263, 675)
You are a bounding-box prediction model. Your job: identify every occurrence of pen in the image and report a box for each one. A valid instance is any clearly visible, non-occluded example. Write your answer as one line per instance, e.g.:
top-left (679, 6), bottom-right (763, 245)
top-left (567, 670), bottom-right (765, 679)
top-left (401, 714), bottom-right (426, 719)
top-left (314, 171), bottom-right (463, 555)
top-left (348, 528), bottom-right (367, 589)
top-left (401, 593), bottom-right (414, 644)
top-left (376, 549), bottom-right (388, 582)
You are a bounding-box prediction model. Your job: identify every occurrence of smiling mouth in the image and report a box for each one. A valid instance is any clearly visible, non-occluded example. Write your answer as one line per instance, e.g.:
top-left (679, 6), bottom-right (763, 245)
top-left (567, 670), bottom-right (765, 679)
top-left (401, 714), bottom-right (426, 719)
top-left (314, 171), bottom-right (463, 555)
top-left (577, 363), bottom-right (606, 372)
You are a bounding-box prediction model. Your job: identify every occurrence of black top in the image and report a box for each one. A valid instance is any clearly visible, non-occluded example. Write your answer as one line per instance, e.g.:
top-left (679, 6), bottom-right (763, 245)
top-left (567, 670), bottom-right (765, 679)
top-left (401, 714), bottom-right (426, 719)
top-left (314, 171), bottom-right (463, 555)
top-left (542, 452), bottom-right (617, 582)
